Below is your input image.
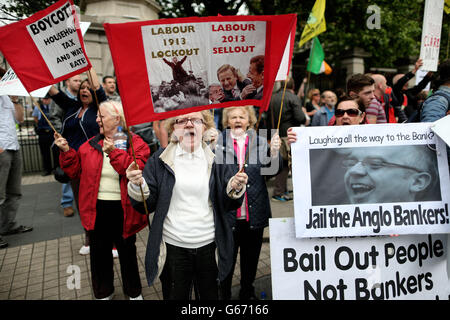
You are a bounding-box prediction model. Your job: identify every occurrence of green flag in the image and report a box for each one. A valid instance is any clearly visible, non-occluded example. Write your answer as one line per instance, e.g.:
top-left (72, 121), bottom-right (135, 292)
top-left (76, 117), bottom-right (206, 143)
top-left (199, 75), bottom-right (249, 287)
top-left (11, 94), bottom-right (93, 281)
top-left (307, 37), bottom-right (331, 75)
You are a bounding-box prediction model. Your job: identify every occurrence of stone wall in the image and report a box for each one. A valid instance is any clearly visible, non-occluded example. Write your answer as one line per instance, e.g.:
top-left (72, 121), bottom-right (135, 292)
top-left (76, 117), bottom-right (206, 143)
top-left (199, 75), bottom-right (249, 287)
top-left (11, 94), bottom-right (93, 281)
top-left (80, 0), bottom-right (161, 79)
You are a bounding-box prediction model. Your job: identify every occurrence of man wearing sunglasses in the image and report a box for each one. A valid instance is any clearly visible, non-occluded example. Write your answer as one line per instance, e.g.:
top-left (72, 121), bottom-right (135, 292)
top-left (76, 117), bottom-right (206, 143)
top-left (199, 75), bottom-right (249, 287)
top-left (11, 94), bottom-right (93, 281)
top-left (342, 145), bottom-right (437, 204)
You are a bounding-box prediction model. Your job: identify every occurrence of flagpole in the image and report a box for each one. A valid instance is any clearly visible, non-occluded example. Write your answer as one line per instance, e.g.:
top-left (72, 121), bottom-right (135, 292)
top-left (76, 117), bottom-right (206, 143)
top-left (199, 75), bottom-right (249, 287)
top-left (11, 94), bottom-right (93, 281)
top-left (86, 69), bottom-right (105, 130)
top-left (30, 94), bottom-right (58, 135)
top-left (228, 107), bottom-right (262, 197)
top-left (229, 87), bottom-right (286, 196)
top-left (276, 79), bottom-right (289, 131)
top-left (304, 37), bottom-right (316, 108)
top-left (231, 79), bottom-right (285, 186)
top-left (125, 129), bottom-right (150, 217)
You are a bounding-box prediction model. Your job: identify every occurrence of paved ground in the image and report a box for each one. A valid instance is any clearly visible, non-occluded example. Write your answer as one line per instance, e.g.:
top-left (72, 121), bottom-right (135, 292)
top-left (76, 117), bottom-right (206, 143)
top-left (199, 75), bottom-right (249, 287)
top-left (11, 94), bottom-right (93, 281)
top-left (0, 174), bottom-right (294, 300)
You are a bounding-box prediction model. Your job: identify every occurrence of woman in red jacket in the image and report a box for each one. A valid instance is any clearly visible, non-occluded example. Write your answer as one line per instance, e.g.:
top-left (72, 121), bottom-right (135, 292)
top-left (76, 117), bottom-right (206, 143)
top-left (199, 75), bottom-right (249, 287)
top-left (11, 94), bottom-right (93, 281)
top-left (54, 100), bottom-right (150, 300)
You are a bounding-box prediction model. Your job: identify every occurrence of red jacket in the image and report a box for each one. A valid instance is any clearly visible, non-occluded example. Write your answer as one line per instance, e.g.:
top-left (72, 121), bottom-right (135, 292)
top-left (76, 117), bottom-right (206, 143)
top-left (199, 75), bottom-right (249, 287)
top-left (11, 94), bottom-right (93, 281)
top-left (60, 133), bottom-right (150, 238)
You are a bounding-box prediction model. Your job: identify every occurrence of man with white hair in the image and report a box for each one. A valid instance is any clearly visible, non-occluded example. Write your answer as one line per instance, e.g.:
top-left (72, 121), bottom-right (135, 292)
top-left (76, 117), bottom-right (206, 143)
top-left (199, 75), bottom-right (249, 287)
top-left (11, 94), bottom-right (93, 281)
top-left (311, 90), bottom-right (337, 126)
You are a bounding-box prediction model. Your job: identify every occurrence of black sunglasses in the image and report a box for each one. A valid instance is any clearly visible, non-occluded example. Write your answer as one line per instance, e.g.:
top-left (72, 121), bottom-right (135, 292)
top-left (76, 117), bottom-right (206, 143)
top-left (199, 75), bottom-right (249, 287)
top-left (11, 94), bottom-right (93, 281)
top-left (335, 108), bottom-right (362, 117)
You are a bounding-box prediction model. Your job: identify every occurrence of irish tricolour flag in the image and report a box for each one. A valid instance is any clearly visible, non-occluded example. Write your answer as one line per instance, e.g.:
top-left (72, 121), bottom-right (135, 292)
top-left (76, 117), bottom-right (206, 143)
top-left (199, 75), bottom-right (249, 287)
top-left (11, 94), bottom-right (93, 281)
top-left (307, 37), bottom-right (332, 75)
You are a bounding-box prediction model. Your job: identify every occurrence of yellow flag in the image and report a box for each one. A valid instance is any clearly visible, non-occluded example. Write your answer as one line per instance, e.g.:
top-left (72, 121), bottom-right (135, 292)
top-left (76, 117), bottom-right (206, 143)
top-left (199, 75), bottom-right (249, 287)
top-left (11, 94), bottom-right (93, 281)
top-left (299, 0), bottom-right (326, 48)
top-left (445, 0), bottom-right (450, 14)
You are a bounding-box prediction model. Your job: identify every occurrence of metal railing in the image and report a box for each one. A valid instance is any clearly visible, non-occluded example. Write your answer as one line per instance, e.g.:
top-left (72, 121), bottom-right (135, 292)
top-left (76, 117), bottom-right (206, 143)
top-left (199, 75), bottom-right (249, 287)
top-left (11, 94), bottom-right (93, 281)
top-left (17, 106), bottom-right (44, 174)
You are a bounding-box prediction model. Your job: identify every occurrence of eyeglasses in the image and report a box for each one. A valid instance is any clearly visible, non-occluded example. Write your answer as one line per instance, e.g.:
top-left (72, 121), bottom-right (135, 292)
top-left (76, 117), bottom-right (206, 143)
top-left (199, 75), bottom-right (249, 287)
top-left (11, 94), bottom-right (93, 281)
top-left (335, 108), bottom-right (362, 117)
top-left (342, 158), bottom-right (422, 172)
top-left (174, 118), bottom-right (204, 126)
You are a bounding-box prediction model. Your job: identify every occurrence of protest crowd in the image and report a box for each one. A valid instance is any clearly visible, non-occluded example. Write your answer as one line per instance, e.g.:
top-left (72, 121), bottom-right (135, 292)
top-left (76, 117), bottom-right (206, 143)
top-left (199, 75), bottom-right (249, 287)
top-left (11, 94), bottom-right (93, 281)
top-left (0, 0), bottom-right (449, 302)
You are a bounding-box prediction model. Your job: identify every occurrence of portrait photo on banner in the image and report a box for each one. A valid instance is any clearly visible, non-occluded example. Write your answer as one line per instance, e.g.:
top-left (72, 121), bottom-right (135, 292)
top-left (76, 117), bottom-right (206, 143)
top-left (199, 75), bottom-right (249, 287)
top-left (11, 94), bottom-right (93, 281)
top-left (309, 144), bottom-right (442, 206)
top-left (141, 21), bottom-right (266, 113)
top-left (291, 123), bottom-right (450, 238)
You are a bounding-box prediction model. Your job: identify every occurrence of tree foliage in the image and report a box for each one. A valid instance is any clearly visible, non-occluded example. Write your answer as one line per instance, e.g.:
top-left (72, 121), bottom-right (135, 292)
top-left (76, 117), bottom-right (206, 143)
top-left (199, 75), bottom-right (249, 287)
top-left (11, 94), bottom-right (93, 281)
top-left (156, 0), bottom-right (449, 69)
top-left (0, 0), bottom-right (80, 21)
top-left (2, 0), bottom-right (448, 68)
top-left (313, 0), bottom-right (426, 68)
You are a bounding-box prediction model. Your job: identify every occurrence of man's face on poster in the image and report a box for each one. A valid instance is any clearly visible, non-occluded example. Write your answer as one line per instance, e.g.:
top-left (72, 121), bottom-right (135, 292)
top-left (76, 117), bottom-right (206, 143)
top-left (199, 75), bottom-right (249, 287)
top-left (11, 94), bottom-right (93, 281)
top-left (218, 69), bottom-right (237, 91)
top-left (209, 85), bottom-right (224, 102)
top-left (343, 147), bottom-right (431, 204)
top-left (247, 62), bottom-right (263, 88)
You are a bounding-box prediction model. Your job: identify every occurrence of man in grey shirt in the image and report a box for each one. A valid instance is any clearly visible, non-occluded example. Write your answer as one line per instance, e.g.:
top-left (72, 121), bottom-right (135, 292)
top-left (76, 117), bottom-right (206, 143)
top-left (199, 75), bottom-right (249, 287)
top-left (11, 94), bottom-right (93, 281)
top-left (0, 70), bottom-right (33, 248)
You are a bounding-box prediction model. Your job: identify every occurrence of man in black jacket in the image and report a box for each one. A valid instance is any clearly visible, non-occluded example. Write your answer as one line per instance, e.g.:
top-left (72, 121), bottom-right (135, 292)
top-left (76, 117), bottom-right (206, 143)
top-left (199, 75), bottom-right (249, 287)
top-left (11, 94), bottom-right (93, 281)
top-left (391, 58), bottom-right (433, 121)
top-left (269, 78), bottom-right (307, 201)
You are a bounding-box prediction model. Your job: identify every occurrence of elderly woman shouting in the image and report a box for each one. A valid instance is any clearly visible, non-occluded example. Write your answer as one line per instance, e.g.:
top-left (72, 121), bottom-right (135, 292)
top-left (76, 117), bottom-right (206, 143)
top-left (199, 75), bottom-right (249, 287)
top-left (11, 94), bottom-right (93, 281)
top-left (218, 106), bottom-right (282, 300)
top-left (126, 110), bottom-right (248, 300)
top-left (54, 101), bottom-right (149, 300)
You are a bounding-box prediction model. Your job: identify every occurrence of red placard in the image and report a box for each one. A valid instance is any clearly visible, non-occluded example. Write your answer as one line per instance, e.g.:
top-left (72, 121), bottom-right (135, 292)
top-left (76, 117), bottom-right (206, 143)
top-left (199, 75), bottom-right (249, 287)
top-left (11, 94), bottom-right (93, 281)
top-left (104, 14), bottom-right (296, 126)
top-left (0, 0), bottom-right (91, 92)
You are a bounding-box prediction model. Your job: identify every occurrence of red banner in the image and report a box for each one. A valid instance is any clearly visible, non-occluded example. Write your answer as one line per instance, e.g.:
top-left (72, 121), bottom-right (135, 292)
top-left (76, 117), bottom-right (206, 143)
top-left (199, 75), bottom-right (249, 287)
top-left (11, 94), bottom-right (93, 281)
top-left (0, 0), bottom-right (91, 92)
top-left (104, 14), bottom-right (296, 126)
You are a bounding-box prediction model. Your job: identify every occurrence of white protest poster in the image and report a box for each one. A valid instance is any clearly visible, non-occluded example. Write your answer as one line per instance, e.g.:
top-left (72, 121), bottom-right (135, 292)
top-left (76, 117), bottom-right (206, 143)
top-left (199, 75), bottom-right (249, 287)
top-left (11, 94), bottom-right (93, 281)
top-left (290, 123), bottom-right (450, 238)
top-left (270, 218), bottom-right (450, 300)
top-left (141, 21), bottom-right (266, 113)
top-left (0, 68), bottom-right (51, 97)
top-left (415, 69), bottom-right (431, 91)
top-left (419, 0), bottom-right (445, 71)
top-left (25, 0), bottom-right (89, 79)
top-left (431, 115), bottom-right (450, 147)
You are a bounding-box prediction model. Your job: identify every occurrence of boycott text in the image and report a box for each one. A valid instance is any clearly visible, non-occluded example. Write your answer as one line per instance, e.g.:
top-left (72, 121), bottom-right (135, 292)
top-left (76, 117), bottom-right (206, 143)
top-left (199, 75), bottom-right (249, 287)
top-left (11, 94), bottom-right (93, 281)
top-left (29, 2), bottom-right (72, 35)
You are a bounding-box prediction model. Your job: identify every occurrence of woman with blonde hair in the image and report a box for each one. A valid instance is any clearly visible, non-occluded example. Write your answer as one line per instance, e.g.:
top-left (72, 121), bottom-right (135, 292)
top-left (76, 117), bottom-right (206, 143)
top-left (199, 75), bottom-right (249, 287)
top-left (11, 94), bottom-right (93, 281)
top-left (54, 100), bottom-right (150, 300)
top-left (305, 88), bottom-right (321, 118)
top-left (126, 110), bottom-right (248, 300)
top-left (219, 106), bottom-right (281, 300)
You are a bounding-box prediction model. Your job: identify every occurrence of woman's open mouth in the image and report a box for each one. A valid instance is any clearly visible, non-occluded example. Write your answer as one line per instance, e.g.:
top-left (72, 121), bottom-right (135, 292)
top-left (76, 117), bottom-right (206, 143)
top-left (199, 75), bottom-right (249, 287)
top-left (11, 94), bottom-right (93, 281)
top-left (183, 130), bottom-right (196, 139)
top-left (232, 125), bottom-right (245, 133)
